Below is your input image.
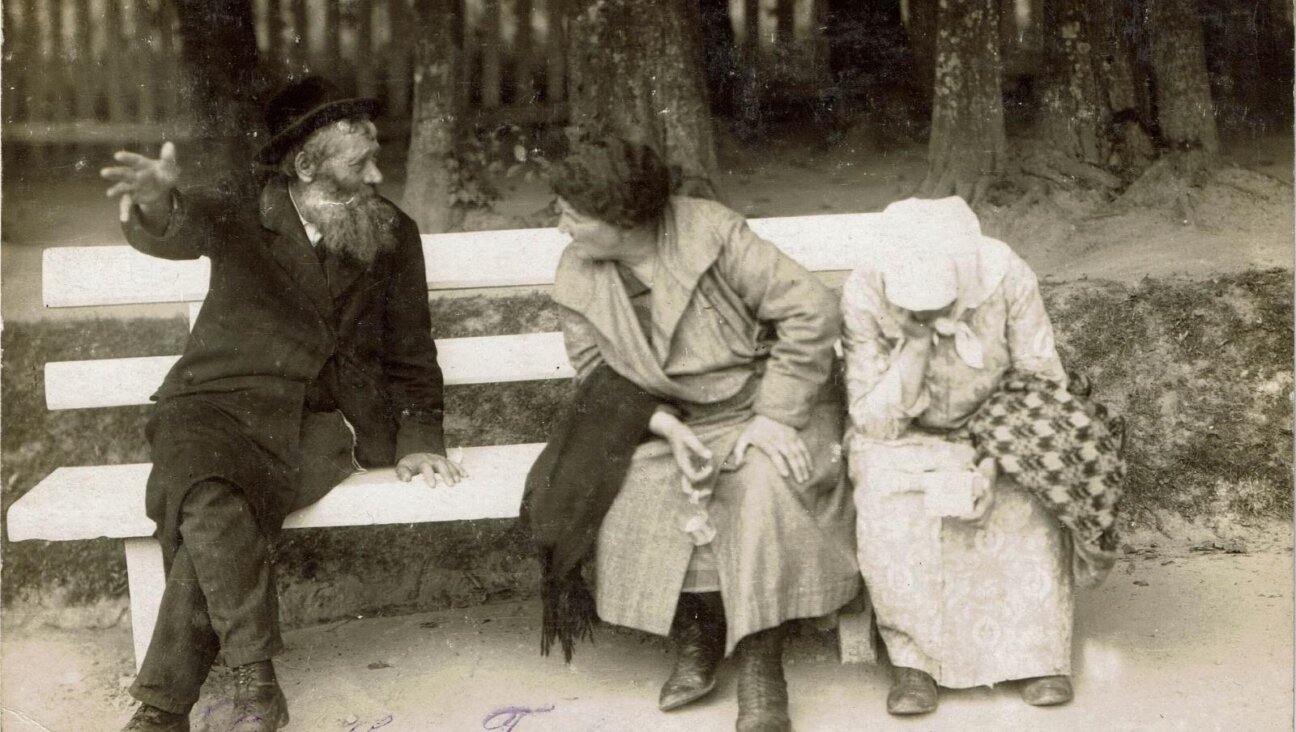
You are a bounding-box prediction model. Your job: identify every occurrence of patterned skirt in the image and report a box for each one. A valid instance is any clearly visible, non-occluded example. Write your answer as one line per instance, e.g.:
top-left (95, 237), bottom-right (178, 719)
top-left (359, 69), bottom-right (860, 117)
top-left (850, 433), bottom-right (1074, 688)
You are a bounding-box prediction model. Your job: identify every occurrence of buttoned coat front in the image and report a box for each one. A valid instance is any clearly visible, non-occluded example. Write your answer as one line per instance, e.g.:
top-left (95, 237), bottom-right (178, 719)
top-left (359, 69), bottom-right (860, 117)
top-left (123, 175), bottom-right (447, 553)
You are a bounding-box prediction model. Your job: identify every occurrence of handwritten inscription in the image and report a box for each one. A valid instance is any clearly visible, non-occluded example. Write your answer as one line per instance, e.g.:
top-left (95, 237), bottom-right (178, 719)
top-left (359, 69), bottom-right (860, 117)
top-left (345, 714), bottom-right (395, 732)
top-left (482, 704), bottom-right (556, 731)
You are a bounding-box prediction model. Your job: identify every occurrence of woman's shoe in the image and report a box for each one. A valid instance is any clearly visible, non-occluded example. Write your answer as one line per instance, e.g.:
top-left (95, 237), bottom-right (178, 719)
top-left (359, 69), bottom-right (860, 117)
top-left (659, 593), bottom-right (727, 711)
top-left (887, 666), bottom-right (938, 715)
top-left (1021, 675), bottom-right (1073, 706)
top-left (734, 625), bottom-right (791, 732)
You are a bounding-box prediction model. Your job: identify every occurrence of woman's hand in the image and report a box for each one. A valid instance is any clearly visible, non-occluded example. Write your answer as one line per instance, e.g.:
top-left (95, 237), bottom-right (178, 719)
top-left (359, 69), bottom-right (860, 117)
top-left (899, 312), bottom-right (934, 343)
top-left (730, 415), bottom-right (812, 483)
top-left (650, 410), bottom-right (714, 483)
top-left (958, 457), bottom-right (998, 525)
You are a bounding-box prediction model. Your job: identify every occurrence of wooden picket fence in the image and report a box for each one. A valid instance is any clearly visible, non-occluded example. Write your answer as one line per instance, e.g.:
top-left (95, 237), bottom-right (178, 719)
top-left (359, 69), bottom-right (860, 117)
top-left (1, 0), bottom-right (838, 150)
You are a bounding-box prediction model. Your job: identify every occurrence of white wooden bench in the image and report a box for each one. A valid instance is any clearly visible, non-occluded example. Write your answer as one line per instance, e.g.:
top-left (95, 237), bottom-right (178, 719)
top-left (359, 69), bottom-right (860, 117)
top-left (8, 211), bottom-right (897, 670)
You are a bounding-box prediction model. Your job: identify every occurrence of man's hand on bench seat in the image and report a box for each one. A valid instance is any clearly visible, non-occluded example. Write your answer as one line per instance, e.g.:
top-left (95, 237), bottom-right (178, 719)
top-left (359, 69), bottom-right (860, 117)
top-left (396, 451), bottom-right (469, 487)
top-left (101, 141), bottom-right (180, 227)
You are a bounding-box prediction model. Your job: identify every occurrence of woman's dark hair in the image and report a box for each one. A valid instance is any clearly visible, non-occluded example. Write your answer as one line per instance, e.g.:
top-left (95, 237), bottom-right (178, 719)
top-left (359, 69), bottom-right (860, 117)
top-left (550, 136), bottom-right (671, 229)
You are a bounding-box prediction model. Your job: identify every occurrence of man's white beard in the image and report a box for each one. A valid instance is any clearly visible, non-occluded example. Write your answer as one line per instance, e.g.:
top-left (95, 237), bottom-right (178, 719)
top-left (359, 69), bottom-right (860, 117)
top-left (298, 177), bottom-right (399, 265)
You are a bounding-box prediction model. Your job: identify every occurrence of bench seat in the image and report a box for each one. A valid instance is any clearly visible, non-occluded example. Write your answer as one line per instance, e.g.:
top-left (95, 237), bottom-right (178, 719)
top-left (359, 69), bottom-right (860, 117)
top-left (7, 443), bottom-right (544, 542)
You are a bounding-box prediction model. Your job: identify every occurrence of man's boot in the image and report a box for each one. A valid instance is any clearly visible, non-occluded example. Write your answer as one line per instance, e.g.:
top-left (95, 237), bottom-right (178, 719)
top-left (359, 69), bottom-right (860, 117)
top-left (121, 704), bottom-right (190, 732)
top-left (659, 592), bottom-right (727, 711)
top-left (229, 660), bottom-right (289, 731)
top-left (734, 625), bottom-right (791, 732)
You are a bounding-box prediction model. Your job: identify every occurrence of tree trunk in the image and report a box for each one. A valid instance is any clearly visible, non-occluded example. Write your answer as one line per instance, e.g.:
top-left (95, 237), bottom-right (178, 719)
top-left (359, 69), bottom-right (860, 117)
top-left (1037, 0), bottom-right (1108, 167)
top-left (775, 0), bottom-right (795, 52)
top-left (905, 0), bottom-right (938, 103)
top-left (545, 0), bottom-right (567, 102)
top-left (738, 0), bottom-right (764, 134)
top-left (404, 0), bottom-right (464, 233)
top-left (174, 0), bottom-right (266, 174)
top-left (567, 0), bottom-right (720, 197)
top-left (1089, 0), bottom-right (1155, 172)
top-left (825, 0), bottom-right (910, 122)
top-left (482, 0), bottom-right (502, 108)
top-left (1147, 0), bottom-right (1219, 153)
top-left (699, 0), bottom-right (738, 117)
top-left (920, 0), bottom-right (1007, 201)
top-left (514, 0), bottom-right (535, 102)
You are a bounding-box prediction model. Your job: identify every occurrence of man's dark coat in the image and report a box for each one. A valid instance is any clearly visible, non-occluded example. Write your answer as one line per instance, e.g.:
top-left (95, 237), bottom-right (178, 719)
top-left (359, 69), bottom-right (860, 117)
top-left (123, 175), bottom-right (446, 553)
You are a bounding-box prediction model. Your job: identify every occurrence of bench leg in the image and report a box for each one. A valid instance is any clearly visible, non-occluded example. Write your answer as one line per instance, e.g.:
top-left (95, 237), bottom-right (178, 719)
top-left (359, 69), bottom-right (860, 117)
top-left (124, 537), bottom-right (165, 672)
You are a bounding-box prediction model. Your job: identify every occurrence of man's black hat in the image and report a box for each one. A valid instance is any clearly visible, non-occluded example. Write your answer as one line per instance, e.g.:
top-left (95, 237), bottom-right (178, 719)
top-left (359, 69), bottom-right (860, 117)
top-left (256, 75), bottom-right (381, 166)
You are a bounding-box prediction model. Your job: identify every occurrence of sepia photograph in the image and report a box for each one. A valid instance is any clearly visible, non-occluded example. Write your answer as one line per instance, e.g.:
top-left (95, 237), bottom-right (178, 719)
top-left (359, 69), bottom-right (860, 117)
top-left (1, 0), bottom-right (1292, 730)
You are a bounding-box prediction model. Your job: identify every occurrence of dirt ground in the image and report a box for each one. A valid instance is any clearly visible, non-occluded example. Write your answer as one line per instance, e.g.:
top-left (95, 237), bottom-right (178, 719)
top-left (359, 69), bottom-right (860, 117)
top-left (2, 529), bottom-right (1291, 732)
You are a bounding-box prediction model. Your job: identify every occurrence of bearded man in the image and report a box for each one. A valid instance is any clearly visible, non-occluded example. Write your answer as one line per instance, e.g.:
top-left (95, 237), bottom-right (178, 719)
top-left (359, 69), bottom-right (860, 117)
top-left (101, 76), bottom-right (466, 732)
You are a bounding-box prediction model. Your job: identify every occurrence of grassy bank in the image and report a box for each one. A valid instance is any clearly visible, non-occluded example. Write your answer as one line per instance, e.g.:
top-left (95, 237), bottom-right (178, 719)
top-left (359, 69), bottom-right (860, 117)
top-left (2, 271), bottom-right (1290, 624)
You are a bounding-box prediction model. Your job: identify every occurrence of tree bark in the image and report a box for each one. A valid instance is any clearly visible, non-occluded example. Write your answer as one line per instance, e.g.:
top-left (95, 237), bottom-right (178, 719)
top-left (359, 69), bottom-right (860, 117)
top-left (699, 0), bottom-right (738, 117)
top-left (514, 0), bottom-right (536, 102)
top-left (1037, 0), bottom-right (1108, 167)
top-left (905, 0), bottom-right (938, 102)
top-left (737, 0), bottom-right (764, 134)
top-left (404, 0), bottom-right (464, 233)
top-left (920, 0), bottom-right (1007, 201)
top-left (1147, 0), bottom-right (1219, 153)
top-left (482, 0), bottom-right (502, 108)
top-left (567, 0), bottom-right (720, 196)
top-left (174, 0), bottom-right (266, 173)
top-left (825, 0), bottom-right (908, 103)
top-left (1089, 0), bottom-right (1155, 172)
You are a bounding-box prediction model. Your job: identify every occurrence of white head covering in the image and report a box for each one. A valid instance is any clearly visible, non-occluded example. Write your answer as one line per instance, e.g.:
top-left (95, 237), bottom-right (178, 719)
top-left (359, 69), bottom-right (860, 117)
top-left (872, 196), bottom-right (1001, 312)
top-left (863, 197), bottom-right (1020, 369)
top-left (878, 248), bottom-right (958, 312)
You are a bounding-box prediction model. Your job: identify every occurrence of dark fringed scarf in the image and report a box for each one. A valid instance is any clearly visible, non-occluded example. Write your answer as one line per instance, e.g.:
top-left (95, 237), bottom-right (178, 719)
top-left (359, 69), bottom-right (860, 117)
top-left (519, 364), bottom-right (661, 661)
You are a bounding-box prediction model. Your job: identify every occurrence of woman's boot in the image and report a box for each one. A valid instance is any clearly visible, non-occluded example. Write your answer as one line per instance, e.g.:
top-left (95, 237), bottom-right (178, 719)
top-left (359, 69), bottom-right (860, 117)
top-left (659, 592), bottom-right (727, 711)
top-left (887, 666), bottom-right (938, 715)
top-left (734, 625), bottom-right (791, 732)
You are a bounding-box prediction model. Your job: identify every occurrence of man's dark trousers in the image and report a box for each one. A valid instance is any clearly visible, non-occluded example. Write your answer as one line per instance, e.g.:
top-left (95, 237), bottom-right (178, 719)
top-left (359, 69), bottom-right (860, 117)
top-left (129, 480), bottom-right (282, 714)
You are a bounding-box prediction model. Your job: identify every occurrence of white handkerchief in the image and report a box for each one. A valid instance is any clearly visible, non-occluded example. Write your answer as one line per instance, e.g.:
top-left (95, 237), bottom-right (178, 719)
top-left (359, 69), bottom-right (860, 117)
top-left (932, 317), bottom-right (984, 369)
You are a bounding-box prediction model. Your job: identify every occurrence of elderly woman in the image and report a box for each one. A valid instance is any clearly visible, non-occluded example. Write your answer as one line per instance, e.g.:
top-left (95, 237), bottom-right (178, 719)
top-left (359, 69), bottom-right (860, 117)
top-left (842, 197), bottom-right (1077, 715)
top-left (548, 137), bottom-right (860, 731)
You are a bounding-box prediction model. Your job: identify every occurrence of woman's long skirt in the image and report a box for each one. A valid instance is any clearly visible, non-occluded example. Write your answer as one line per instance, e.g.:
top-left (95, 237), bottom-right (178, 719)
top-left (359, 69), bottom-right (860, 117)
top-left (850, 434), bottom-right (1074, 688)
top-left (594, 388), bottom-right (861, 654)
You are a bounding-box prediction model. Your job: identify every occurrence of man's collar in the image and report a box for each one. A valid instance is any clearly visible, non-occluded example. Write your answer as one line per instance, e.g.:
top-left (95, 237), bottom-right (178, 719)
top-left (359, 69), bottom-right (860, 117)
top-left (287, 183), bottom-right (323, 245)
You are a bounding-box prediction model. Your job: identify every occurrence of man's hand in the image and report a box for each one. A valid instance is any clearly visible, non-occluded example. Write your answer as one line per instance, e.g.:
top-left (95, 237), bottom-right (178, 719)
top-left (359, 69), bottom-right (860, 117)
top-left (396, 452), bottom-right (468, 487)
top-left (101, 141), bottom-right (180, 225)
top-left (730, 414), bottom-right (812, 483)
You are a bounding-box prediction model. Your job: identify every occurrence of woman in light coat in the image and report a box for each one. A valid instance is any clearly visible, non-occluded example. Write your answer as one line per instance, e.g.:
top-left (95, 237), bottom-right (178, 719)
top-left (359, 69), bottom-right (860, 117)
top-left (842, 197), bottom-right (1077, 715)
top-left (550, 137), bottom-right (860, 732)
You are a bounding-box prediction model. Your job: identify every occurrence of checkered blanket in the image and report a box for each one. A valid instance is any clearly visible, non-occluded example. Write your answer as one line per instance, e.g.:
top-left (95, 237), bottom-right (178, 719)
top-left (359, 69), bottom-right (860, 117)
top-left (967, 371), bottom-right (1127, 587)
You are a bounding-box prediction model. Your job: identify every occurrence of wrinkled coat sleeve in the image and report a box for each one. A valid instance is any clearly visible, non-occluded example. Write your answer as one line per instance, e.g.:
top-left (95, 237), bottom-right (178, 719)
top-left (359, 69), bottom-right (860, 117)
top-left (559, 305), bottom-right (606, 383)
top-left (713, 210), bottom-right (839, 429)
top-left (840, 268), bottom-right (928, 440)
top-left (381, 215), bottom-right (448, 458)
top-left (1004, 257), bottom-right (1067, 382)
top-left (121, 186), bottom-right (228, 260)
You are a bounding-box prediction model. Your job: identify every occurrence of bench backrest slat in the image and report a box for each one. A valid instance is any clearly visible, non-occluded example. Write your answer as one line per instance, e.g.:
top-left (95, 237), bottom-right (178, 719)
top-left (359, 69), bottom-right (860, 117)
top-left (43, 212), bottom-right (890, 308)
top-left (45, 332), bottom-right (575, 410)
